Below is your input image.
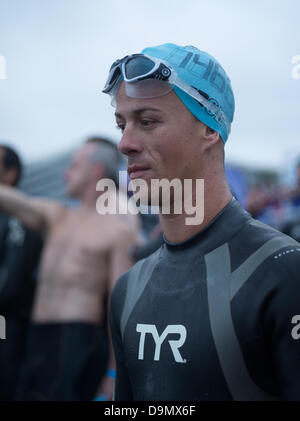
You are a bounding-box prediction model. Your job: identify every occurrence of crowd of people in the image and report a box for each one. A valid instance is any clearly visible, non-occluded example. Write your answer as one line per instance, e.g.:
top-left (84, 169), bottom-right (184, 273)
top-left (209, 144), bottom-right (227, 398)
top-left (245, 162), bottom-right (300, 241)
top-left (0, 41), bottom-right (300, 401)
top-left (0, 139), bottom-right (144, 401)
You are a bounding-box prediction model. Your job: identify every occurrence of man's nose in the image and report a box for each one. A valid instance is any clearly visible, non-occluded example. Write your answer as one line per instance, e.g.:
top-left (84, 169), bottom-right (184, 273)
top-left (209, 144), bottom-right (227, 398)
top-left (118, 126), bottom-right (143, 157)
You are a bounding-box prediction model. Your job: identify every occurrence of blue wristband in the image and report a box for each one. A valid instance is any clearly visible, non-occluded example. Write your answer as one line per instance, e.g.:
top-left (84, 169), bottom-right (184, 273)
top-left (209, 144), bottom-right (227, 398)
top-left (92, 393), bottom-right (108, 401)
top-left (106, 369), bottom-right (116, 379)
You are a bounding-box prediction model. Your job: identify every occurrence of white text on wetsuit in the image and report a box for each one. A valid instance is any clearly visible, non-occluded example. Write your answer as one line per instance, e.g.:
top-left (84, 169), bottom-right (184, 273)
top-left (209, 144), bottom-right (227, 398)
top-left (136, 324), bottom-right (187, 363)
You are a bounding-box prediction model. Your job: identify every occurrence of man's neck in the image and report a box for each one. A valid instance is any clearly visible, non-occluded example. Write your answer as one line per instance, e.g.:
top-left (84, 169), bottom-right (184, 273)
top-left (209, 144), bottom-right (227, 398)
top-left (159, 184), bottom-right (232, 244)
top-left (78, 189), bottom-right (99, 213)
top-left (80, 187), bottom-right (120, 215)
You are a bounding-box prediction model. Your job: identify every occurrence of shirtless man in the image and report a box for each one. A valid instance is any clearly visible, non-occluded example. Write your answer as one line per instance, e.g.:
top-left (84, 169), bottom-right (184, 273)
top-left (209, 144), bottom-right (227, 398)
top-left (0, 137), bottom-right (139, 401)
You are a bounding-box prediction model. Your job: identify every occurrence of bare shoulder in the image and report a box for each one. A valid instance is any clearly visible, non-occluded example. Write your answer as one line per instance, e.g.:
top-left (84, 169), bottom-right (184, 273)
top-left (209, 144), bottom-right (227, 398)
top-left (32, 198), bottom-right (68, 229)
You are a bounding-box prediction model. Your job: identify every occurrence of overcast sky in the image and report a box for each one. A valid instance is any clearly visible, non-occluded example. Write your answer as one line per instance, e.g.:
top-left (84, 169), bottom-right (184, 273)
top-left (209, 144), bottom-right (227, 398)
top-left (0, 0), bottom-right (299, 172)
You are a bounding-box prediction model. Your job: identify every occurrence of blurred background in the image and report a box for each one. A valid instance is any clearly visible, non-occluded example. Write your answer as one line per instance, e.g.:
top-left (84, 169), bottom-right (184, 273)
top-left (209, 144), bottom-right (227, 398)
top-left (0, 0), bottom-right (300, 234)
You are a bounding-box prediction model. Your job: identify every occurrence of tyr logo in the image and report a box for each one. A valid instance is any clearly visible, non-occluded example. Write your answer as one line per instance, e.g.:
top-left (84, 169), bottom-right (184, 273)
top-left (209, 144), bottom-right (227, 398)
top-left (136, 324), bottom-right (187, 363)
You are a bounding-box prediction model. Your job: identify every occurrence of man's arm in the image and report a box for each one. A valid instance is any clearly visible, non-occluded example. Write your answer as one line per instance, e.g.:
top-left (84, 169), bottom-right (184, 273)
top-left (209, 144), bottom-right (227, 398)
top-left (0, 219), bottom-right (42, 311)
top-left (94, 224), bottom-right (138, 400)
top-left (0, 183), bottom-right (63, 234)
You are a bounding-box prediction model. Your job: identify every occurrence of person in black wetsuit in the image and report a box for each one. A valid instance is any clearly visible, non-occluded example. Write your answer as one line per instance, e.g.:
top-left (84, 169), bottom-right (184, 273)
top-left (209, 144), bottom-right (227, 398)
top-left (0, 145), bottom-right (42, 400)
top-left (102, 43), bottom-right (300, 401)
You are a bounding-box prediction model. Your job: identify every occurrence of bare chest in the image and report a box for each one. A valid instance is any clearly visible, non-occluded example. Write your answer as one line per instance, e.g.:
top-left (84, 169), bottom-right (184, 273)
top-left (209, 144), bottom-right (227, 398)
top-left (39, 211), bottom-right (114, 284)
top-left (50, 211), bottom-right (111, 254)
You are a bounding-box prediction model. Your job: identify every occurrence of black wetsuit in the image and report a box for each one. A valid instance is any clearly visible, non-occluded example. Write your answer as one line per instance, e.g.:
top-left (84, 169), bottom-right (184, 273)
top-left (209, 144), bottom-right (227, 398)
top-left (110, 199), bottom-right (300, 401)
top-left (15, 322), bottom-right (109, 401)
top-left (0, 212), bottom-right (42, 400)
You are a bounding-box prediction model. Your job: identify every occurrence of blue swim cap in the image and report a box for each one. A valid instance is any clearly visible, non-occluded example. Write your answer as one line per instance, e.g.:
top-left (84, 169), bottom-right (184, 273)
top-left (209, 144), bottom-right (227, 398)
top-left (141, 43), bottom-right (235, 143)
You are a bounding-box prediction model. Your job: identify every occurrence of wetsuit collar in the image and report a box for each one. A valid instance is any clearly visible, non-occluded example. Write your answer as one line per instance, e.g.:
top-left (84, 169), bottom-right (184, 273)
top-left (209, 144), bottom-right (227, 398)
top-left (163, 198), bottom-right (251, 252)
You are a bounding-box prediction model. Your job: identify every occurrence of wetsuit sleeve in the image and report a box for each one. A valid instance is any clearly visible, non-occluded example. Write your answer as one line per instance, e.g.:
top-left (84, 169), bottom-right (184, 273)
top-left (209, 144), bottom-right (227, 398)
top-left (263, 251), bottom-right (300, 400)
top-left (109, 272), bottom-right (134, 401)
top-left (0, 219), bottom-right (42, 313)
top-left (0, 213), bottom-right (8, 261)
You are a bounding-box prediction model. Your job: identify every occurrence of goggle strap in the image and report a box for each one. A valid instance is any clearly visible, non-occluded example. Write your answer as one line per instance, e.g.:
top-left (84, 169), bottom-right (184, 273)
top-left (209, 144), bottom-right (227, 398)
top-left (173, 76), bottom-right (230, 132)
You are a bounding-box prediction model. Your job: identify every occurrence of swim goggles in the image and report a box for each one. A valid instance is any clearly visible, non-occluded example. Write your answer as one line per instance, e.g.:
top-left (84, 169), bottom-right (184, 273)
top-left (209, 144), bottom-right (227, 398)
top-left (102, 54), bottom-right (229, 130)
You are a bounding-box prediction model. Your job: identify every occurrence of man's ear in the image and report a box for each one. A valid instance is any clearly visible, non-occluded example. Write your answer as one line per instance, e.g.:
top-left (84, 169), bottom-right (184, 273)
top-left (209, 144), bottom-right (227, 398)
top-left (93, 163), bottom-right (106, 180)
top-left (202, 125), bottom-right (220, 150)
top-left (3, 168), bottom-right (18, 186)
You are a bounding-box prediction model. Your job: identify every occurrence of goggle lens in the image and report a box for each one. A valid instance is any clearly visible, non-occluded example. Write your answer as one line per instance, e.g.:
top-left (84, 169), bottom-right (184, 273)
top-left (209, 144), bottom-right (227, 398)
top-left (124, 56), bottom-right (155, 80)
top-left (103, 66), bottom-right (121, 93)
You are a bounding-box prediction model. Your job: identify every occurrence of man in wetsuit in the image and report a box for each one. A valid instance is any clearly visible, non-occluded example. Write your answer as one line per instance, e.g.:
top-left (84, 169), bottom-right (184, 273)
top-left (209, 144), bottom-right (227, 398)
top-left (103, 43), bottom-right (300, 401)
top-left (0, 145), bottom-right (42, 400)
top-left (0, 137), bottom-right (139, 401)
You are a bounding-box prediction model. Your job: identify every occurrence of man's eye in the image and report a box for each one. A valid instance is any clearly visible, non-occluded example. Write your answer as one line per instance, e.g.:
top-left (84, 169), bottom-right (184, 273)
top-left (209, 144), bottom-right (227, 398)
top-left (141, 119), bottom-right (155, 128)
top-left (116, 123), bottom-right (125, 132)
